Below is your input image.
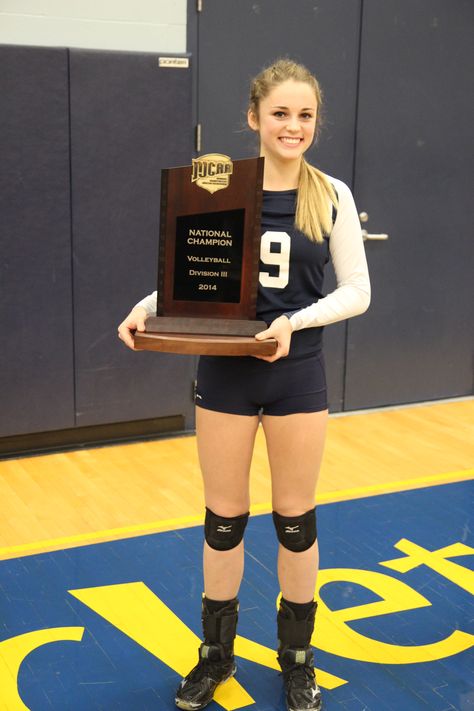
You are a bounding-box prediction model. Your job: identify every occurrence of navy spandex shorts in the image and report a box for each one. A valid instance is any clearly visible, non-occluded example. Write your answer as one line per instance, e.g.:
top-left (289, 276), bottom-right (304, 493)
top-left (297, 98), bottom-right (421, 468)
top-left (196, 351), bottom-right (327, 416)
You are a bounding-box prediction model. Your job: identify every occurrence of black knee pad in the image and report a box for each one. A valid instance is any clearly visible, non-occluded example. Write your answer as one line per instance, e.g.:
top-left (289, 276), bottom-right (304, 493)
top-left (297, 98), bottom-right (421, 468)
top-left (272, 507), bottom-right (317, 552)
top-left (205, 508), bottom-right (249, 551)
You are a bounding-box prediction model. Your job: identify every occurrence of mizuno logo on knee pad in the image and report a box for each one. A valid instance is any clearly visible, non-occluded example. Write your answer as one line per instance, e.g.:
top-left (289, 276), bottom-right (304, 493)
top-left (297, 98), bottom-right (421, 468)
top-left (272, 508), bottom-right (317, 552)
top-left (205, 508), bottom-right (250, 551)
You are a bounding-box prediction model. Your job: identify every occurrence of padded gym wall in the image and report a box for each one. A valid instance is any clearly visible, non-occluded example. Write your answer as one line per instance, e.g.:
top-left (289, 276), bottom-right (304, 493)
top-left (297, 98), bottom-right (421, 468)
top-left (69, 49), bottom-right (195, 428)
top-left (0, 45), bottom-right (75, 437)
top-left (1, 45), bottom-right (196, 442)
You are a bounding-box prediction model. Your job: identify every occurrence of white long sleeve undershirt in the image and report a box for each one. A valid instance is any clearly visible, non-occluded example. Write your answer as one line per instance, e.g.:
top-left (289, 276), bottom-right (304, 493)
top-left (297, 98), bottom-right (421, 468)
top-left (288, 176), bottom-right (370, 331)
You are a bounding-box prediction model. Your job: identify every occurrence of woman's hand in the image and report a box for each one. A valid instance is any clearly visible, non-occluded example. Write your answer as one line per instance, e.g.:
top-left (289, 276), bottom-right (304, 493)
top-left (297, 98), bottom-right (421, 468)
top-left (254, 315), bottom-right (293, 362)
top-left (117, 306), bottom-right (148, 350)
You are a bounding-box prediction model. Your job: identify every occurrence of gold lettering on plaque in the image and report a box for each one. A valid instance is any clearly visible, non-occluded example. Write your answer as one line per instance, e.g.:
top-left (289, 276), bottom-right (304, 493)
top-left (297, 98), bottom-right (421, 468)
top-left (191, 154), bottom-right (233, 194)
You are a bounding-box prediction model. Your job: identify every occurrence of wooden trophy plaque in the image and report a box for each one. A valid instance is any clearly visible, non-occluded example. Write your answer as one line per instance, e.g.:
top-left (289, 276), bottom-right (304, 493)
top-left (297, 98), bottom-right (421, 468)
top-left (134, 154), bottom-right (277, 356)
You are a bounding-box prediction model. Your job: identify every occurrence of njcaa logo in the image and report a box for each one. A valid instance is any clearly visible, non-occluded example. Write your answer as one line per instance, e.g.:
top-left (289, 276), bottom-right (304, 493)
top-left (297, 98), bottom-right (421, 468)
top-left (191, 153), bottom-right (233, 194)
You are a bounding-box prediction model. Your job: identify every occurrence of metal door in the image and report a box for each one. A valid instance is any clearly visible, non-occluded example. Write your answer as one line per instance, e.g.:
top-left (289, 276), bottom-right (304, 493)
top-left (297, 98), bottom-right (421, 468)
top-left (346, 0), bottom-right (474, 408)
top-left (194, 0), bottom-right (362, 411)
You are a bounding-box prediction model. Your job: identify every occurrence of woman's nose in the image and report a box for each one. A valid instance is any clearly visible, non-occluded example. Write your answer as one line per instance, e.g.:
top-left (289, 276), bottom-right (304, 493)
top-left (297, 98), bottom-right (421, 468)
top-left (286, 115), bottom-right (301, 131)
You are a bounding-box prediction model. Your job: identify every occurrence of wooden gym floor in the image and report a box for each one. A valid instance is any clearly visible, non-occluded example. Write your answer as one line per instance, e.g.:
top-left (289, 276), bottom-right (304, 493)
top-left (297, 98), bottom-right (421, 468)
top-left (0, 398), bottom-right (472, 559)
top-left (0, 398), bottom-right (473, 711)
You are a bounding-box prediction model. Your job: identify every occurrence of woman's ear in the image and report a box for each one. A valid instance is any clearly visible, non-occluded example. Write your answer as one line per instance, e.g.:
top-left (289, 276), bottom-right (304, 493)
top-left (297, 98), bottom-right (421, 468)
top-left (247, 109), bottom-right (259, 131)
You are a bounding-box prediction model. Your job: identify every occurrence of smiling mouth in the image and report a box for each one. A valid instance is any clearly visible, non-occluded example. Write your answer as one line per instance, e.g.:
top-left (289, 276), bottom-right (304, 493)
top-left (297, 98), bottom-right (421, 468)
top-left (279, 137), bottom-right (303, 145)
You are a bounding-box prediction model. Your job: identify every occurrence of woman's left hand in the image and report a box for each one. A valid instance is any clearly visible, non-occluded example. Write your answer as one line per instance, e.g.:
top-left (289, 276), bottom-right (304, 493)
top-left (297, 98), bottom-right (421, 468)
top-left (254, 315), bottom-right (293, 362)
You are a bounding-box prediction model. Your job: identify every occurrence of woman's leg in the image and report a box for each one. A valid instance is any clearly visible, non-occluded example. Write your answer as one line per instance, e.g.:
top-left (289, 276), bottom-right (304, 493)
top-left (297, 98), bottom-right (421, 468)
top-left (196, 405), bottom-right (260, 600)
top-left (262, 410), bottom-right (328, 602)
top-left (176, 407), bottom-right (259, 709)
top-left (262, 410), bottom-right (328, 711)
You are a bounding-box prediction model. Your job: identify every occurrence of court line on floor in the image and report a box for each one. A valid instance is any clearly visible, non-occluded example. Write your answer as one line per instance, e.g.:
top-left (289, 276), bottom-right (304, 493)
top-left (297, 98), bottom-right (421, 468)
top-left (1, 468), bottom-right (472, 560)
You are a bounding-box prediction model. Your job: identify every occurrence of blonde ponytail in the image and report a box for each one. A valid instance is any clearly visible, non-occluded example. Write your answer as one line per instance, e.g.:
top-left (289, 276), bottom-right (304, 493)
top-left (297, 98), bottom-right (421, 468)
top-left (296, 159), bottom-right (338, 243)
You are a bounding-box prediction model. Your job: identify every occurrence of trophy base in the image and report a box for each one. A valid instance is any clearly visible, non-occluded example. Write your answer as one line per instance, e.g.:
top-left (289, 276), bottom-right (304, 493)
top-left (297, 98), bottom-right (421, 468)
top-left (134, 332), bottom-right (277, 356)
top-left (135, 317), bottom-right (277, 356)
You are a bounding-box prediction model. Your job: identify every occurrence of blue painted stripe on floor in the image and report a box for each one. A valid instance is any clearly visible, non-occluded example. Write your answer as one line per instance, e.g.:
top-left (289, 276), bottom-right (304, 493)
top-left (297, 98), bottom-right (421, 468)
top-left (0, 480), bottom-right (472, 710)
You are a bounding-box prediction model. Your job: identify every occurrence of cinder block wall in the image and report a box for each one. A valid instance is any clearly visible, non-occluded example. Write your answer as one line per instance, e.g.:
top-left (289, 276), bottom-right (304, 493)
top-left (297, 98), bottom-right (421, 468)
top-left (0, 0), bottom-right (186, 52)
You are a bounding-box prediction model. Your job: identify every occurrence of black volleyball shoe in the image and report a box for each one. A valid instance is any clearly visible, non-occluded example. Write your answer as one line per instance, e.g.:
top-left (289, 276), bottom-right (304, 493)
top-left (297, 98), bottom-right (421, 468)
top-left (175, 642), bottom-right (236, 710)
top-left (175, 597), bottom-right (238, 710)
top-left (279, 646), bottom-right (322, 711)
top-left (277, 599), bottom-right (322, 711)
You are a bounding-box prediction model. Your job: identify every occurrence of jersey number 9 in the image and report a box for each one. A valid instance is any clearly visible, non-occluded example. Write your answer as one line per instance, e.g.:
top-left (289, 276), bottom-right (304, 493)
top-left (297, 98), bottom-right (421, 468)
top-left (259, 231), bottom-right (291, 289)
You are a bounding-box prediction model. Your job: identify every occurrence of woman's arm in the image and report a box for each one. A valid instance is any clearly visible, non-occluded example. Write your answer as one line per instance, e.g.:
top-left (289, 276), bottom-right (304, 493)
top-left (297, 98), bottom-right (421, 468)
top-left (134, 290), bottom-right (158, 315)
top-left (288, 179), bottom-right (371, 332)
top-left (117, 291), bottom-right (157, 350)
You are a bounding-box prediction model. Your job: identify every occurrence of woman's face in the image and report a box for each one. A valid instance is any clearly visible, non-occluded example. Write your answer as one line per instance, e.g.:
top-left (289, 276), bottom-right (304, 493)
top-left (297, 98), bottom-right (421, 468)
top-left (248, 80), bottom-right (318, 164)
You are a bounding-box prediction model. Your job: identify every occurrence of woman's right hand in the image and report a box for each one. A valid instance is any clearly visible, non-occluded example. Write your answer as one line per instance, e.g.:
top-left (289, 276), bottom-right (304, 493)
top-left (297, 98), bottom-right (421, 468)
top-left (117, 306), bottom-right (148, 350)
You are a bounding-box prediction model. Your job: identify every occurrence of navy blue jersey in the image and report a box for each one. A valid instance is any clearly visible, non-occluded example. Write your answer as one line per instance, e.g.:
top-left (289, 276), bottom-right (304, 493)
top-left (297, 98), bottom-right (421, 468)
top-left (257, 189), bottom-right (330, 357)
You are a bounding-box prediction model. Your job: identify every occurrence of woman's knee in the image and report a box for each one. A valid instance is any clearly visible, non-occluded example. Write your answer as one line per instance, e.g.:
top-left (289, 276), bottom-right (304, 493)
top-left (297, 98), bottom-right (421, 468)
top-left (272, 506), bottom-right (317, 553)
top-left (204, 492), bottom-right (250, 518)
top-left (204, 507), bottom-right (250, 551)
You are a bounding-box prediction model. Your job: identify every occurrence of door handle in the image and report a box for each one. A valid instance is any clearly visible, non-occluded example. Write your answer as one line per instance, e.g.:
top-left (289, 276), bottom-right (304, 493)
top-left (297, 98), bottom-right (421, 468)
top-left (362, 229), bottom-right (389, 241)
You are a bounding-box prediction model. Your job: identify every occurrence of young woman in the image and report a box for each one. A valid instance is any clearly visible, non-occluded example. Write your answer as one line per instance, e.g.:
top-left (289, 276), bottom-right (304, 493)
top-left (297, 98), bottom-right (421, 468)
top-left (118, 59), bottom-right (370, 711)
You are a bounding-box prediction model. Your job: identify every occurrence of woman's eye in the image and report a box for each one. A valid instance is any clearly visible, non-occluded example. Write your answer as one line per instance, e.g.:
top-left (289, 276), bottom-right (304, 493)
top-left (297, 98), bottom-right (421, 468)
top-left (273, 111), bottom-right (286, 118)
top-left (301, 113), bottom-right (313, 120)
